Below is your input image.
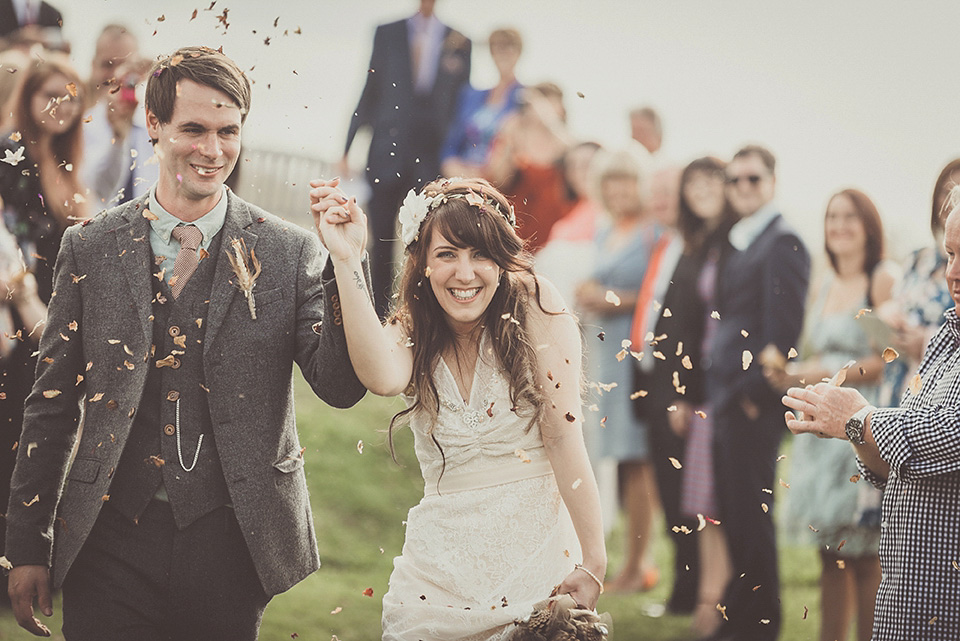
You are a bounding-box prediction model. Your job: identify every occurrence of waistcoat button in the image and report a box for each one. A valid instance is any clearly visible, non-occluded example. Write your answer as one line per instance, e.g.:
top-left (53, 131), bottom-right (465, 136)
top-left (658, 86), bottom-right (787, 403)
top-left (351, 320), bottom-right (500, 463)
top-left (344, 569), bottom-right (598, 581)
top-left (163, 424), bottom-right (175, 436)
top-left (168, 326), bottom-right (181, 337)
top-left (166, 390), bottom-right (180, 402)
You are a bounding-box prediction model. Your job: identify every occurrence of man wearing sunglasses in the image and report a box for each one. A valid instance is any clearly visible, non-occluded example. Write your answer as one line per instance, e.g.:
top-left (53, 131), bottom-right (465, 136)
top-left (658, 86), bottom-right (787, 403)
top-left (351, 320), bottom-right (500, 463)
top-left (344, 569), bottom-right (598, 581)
top-left (704, 145), bottom-right (810, 641)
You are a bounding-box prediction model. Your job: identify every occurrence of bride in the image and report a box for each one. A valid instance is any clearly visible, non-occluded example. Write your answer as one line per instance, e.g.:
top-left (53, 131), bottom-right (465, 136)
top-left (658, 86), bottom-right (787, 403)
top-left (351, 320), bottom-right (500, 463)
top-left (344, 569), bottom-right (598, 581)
top-left (310, 176), bottom-right (607, 640)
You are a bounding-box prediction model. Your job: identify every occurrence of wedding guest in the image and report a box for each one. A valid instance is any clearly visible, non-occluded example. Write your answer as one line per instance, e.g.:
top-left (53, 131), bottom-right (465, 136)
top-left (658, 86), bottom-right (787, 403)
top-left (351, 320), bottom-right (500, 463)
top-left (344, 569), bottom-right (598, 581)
top-left (342, 0), bottom-right (471, 317)
top-left (766, 189), bottom-right (898, 641)
top-left (629, 106), bottom-right (662, 156)
top-left (575, 148), bottom-right (661, 593)
top-left (877, 158), bottom-right (960, 406)
top-left (783, 185), bottom-right (960, 641)
top-left (83, 24), bottom-right (157, 206)
top-left (0, 52), bottom-right (88, 304)
top-left (0, 0), bottom-right (62, 38)
top-left (5, 46), bottom-right (367, 639)
top-left (311, 176), bottom-right (606, 638)
top-left (0, 213), bottom-right (45, 604)
top-left (440, 28), bottom-right (523, 179)
top-left (707, 144), bottom-right (810, 640)
top-left (486, 82), bottom-right (574, 252)
top-left (0, 48), bottom-right (29, 130)
top-left (633, 157), bottom-right (737, 629)
top-left (534, 140), bottom-right (602, 306)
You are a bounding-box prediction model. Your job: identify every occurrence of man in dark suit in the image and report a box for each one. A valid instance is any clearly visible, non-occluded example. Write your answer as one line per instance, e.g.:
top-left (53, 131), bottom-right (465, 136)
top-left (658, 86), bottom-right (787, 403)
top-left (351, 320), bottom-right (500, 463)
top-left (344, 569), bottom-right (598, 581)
top-left (343, 0), bottom-right (471, 316)
top-left (705, 145), bottom-right (810, 640)
top-left (4, 46), bottom-right (367, 639)
top-left (0, 0), bottom-right (62, 37)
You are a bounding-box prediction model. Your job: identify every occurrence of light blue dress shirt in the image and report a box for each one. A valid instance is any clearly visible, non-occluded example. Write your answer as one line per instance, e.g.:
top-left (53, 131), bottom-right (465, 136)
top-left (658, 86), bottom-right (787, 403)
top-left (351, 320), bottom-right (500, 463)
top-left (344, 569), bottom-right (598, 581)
top-left (147, 184), bottom-right (228, 285)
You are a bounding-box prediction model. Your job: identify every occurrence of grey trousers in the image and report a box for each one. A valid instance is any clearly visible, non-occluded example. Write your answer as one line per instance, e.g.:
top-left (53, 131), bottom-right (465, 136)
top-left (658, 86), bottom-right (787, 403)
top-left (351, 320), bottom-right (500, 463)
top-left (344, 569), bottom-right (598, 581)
top-left (62, 500), bottom-right (269, 641)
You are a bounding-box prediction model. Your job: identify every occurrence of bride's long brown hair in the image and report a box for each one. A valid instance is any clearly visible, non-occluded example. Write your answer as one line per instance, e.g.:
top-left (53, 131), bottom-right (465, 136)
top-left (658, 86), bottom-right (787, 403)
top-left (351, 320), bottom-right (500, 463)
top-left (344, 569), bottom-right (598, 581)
top-left (387, 178), bottom-right (551, 460)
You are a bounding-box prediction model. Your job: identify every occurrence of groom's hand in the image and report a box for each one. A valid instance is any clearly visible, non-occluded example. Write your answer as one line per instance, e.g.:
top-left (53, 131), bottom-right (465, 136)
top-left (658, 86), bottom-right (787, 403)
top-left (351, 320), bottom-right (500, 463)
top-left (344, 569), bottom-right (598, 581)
top-left (9, 564), bottom-right (53, 637)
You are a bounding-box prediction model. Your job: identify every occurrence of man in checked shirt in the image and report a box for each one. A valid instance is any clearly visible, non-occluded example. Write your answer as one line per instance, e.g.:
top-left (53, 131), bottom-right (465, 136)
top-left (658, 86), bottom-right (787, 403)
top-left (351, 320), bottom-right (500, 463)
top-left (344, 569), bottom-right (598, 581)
top-left (783, 186), bottom-right (960, 641)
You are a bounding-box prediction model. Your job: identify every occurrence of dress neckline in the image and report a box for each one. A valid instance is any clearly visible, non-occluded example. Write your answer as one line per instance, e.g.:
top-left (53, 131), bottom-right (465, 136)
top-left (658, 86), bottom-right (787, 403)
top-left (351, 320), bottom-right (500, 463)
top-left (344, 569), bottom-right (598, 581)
top-left (438, 333), bottom-right (490, 406)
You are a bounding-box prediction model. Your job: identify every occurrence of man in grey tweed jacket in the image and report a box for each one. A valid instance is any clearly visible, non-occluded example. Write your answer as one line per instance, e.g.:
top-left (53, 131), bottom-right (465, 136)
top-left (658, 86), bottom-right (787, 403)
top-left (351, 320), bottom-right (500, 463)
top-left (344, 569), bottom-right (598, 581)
top-left (5, 46), bottom-right (367, 639)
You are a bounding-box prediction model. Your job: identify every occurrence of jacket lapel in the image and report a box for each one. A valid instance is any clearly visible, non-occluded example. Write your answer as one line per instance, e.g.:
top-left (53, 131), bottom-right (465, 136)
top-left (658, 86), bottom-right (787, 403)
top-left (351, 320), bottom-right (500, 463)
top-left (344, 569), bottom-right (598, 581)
top-left (115, 197), bottom-right (154, 341)
top-left (204, 191), bottom-right (258, 356)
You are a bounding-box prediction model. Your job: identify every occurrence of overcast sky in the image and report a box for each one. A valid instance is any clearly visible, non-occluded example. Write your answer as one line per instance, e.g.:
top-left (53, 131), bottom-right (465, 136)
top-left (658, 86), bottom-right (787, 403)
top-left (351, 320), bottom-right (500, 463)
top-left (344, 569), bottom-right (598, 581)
top-left (61, 0), bottom-right (960, 257)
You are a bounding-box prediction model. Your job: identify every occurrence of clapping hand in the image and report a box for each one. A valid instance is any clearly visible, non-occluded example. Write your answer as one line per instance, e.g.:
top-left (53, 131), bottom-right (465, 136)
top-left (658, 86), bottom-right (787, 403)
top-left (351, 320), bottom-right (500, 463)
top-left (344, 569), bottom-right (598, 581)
top-left (309, 178), bottom-right (367, 263)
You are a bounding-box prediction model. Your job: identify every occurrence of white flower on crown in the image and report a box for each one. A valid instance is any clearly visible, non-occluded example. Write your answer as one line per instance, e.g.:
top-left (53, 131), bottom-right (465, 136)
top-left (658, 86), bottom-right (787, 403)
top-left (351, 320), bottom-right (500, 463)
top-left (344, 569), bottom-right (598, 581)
top-left (398, 188), bottom-right (432, 247)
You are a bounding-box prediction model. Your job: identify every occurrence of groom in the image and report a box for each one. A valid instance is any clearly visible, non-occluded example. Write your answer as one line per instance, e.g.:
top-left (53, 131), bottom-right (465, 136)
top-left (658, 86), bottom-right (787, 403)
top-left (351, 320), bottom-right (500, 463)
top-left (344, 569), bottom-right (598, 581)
top-left (5, 46), bottom-right (367, 639)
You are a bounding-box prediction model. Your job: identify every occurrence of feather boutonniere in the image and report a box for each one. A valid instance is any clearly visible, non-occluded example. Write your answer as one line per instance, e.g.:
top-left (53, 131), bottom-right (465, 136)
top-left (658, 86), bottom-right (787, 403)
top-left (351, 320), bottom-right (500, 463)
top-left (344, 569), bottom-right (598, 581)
top-left (225, 237), bottom-right (261, 320)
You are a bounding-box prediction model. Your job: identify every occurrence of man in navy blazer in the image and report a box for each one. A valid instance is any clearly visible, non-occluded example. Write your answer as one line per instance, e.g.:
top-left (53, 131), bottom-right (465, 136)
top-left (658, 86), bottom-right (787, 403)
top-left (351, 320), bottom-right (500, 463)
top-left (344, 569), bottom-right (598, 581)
top-left (0, 0), bottom-right (62, 37)
top-left (705, 145), bottom-right (810, 641)
top-left (342, 0), bottom-right (471, 316)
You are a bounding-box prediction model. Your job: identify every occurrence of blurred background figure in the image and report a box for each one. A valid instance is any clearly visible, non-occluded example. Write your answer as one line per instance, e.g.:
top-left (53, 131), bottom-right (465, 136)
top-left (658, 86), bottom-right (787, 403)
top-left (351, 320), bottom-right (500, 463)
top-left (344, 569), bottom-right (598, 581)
top-left (708, 144), bottom-right (810, 640)
top-left (630, 105), bottom-right (662, 157)
top-left (633, 156), bottom-right (736, 632)
top-left (0, 207), bottom-right (46, 604)
top-left (877, 158), bottom-right (960, 406)
top-left (0, 48), bottom-right (29, 130)
top-left (0, 52), bottom-right (88, 303)
top-left (440, 27), bottom-right (523, 180)
top-left (575, 147), bottom-right (662, 593)
top-left (342, 0), bottom-right (471, 317)
top-left (486, 81), bottom-right (572, 252)
top-left (0, 0), bottom-right (66, 53)
top-left (83, 23), bottom-right (156, 206)
top-left (0, 0), bottom-right (62, 37)
top-left (534, 140), bottom-right (602, 305)
top-left (765, 188), bottom-right (898, 641)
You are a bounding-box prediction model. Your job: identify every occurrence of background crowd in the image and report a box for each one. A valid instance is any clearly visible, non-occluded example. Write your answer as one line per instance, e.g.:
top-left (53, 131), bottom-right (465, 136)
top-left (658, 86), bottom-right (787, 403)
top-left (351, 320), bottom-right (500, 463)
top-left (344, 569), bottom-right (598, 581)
top-left (1, 1), bottom-right (959, 640)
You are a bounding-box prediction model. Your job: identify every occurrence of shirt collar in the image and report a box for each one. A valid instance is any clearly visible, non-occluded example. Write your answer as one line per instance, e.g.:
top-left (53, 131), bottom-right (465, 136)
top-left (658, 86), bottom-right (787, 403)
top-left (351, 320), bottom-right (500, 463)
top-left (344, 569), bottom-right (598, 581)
top-left (728, 201), bottom-right (780, 251)
top-left (945, 308), bottom-right (960, 342)
top-left (147, 184), bottom-right (228, 250)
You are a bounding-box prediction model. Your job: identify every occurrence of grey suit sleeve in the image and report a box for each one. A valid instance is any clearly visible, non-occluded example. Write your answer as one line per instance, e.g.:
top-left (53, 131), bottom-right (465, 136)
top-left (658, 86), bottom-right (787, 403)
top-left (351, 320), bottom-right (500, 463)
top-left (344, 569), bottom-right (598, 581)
top-left (294, 232), bottom-right (370, 408)
top-left (5, 228), bottom-right (85, 567)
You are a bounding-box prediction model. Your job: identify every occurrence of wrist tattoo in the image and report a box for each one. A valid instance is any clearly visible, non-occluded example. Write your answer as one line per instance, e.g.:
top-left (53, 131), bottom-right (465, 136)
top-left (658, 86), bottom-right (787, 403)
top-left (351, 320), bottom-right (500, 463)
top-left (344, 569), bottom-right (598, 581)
top-left (353, 271), bottom-right (364, 290)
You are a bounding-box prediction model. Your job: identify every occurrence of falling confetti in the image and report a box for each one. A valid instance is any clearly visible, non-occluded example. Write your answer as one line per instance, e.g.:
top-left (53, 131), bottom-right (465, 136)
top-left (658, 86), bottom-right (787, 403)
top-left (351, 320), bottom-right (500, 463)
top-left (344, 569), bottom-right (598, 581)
top-left (882, 347), bottom-right (898, 363)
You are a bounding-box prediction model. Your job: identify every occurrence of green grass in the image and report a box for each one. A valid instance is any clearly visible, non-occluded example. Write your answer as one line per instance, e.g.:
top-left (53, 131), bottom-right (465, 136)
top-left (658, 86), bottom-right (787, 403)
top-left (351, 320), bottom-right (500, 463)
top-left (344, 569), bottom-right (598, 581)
top-left (0, 375), bottom-right (828, 640)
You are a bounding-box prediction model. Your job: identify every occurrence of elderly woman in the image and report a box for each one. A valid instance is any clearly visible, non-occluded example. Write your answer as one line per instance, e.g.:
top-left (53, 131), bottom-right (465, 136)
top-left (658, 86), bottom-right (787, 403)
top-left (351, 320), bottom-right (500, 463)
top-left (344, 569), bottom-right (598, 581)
top-left (575, 148), bottom-right (661, 592)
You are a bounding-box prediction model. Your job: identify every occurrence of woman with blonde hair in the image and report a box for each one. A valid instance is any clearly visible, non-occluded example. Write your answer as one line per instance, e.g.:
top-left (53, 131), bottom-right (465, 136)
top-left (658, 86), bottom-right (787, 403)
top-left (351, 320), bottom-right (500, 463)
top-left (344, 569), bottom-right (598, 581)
top-left (0, 52), bottom-right (88, 303)
top-left (310, 176), bottom-right (607, 640)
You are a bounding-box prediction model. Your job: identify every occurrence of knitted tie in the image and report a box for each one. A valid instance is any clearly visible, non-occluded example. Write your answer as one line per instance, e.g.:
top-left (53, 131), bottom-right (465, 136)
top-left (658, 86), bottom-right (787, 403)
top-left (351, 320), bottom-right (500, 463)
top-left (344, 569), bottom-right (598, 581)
top-left (170, 225), bottom-right (203, 299)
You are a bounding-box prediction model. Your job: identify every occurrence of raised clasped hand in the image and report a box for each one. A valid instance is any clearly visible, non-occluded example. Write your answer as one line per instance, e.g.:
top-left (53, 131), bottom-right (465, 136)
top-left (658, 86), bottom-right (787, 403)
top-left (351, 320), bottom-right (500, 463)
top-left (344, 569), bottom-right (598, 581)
top-left (308, 177), bottom-right (367, 263)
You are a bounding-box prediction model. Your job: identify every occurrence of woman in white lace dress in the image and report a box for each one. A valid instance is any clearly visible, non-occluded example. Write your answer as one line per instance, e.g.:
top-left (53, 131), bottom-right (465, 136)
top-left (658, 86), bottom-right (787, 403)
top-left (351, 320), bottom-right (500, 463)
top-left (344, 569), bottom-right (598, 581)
top-left (310, 176), bottom-right (607, 641)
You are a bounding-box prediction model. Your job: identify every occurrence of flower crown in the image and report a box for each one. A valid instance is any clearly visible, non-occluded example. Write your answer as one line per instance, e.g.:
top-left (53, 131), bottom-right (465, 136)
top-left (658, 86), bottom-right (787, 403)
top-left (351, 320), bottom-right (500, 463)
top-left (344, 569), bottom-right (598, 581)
top-left (398, 185), bottom-right (517, 248)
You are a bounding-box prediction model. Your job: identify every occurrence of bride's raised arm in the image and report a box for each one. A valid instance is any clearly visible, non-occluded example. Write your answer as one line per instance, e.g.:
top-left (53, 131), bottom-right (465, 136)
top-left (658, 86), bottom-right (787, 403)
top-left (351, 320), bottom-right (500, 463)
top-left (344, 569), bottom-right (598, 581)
top-left (526, 275), bottom-right (608, 610)
top-left (309, 178), bottom-right (413, 397)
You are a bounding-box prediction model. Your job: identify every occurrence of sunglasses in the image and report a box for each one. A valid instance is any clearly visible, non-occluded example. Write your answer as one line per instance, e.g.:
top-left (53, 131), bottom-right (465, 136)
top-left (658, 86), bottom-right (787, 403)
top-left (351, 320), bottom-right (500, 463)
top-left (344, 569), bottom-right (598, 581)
top-left (726, 175), bottom-right (765, 186)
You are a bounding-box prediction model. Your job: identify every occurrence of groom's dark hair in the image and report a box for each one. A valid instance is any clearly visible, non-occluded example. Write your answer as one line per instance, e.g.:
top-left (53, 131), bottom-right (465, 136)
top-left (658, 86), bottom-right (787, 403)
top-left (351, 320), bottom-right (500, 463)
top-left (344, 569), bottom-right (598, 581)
top-left (145, 45), bottom-right (251, 127)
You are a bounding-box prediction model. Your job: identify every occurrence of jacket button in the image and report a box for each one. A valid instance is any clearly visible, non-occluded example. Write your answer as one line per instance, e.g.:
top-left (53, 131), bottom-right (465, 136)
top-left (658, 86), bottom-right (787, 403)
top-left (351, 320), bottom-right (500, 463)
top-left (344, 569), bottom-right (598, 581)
top-left (166, 390), bottom-right (180, 401)
top-left (168, 326), bottom-right (180, 337)
top-left (170, 358), bottom-right (181, 369)
top-left (163, 424), bottom-right (175, 436)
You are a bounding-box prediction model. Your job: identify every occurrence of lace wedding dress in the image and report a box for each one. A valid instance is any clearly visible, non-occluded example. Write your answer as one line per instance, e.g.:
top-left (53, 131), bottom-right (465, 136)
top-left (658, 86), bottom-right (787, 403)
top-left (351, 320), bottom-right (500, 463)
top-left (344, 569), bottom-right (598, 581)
top-left (381, 335), bottom-right (580, 641)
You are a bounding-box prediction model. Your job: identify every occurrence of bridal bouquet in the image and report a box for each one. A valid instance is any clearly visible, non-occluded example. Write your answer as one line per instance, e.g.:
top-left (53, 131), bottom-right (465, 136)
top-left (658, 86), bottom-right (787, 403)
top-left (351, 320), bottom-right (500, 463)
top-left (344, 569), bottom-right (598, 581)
top-left (505, 589), bottom-right (611, 641)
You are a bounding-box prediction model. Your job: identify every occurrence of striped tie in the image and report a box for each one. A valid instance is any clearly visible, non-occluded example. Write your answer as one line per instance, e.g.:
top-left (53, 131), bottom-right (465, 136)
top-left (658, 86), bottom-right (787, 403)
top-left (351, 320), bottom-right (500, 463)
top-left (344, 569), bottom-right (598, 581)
top-left (170, 225), bottom-right (203, 299)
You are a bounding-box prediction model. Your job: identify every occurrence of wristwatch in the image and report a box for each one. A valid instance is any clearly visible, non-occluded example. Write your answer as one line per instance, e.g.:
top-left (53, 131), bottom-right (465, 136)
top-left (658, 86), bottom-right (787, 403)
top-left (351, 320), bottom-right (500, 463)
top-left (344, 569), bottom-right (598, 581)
top-left (844, 405), bottom-right (874, 445)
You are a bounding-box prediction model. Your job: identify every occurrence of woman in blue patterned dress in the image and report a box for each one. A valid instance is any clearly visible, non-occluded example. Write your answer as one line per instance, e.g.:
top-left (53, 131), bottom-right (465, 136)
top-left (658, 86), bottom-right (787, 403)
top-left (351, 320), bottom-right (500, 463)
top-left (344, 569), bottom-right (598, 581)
top-left (877, 159), bottom-right (960, 406)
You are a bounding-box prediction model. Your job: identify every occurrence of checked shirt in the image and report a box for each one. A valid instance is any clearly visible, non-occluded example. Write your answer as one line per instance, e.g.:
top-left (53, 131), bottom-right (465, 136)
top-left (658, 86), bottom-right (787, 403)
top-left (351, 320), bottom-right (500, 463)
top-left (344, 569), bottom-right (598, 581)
top-left (860, 309), bottom-right (960, 641)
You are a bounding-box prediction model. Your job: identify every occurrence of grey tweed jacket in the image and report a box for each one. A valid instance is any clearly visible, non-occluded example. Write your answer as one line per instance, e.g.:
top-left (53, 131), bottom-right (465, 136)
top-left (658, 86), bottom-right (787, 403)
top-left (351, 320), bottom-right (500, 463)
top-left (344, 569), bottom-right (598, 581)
top-left (4, 191), bottom-right (367, 596)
